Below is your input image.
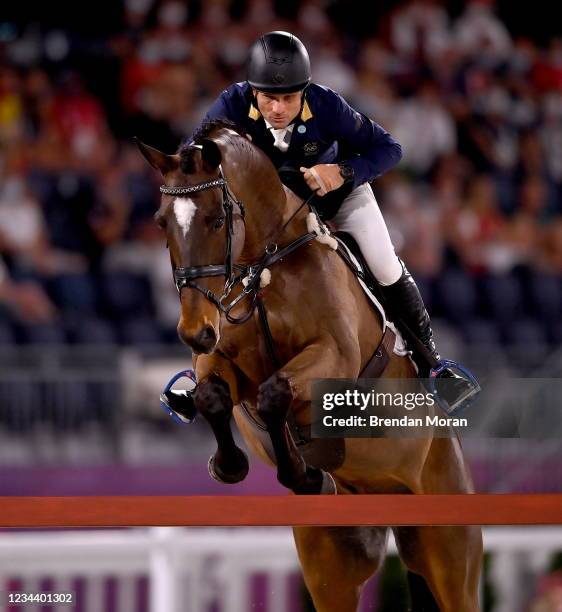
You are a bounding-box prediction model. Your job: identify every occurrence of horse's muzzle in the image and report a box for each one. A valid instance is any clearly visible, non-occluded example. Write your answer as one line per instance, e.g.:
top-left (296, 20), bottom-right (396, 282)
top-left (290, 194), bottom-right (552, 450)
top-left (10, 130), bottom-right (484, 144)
top-left (177, 324), bottom-right (218, 354)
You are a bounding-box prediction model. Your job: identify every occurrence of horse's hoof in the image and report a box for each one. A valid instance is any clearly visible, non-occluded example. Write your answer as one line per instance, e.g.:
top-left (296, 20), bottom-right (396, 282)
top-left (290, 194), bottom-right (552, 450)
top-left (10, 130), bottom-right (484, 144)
top-left (320, 471), bottom-right (337, 495)
top-left (208, 448), bottom-right (249, 484)
top-left (294, 467), bottom-right (337, 495)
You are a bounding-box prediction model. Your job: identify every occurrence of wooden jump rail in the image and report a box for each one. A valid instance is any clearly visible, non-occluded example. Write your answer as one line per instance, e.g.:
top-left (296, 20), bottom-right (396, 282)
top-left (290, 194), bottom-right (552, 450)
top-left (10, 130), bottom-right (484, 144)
top-left (1, 495), bottom-right (562, 527)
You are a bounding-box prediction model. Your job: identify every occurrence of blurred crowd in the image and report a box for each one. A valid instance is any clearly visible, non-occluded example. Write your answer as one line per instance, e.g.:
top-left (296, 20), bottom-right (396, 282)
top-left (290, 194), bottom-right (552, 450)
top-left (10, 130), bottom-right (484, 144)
top-left (1, 0), bottom-right (562, 347)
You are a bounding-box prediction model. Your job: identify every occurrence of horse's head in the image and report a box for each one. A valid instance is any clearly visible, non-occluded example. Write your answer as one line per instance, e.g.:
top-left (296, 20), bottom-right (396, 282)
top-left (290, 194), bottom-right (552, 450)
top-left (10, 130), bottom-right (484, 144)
top-left (136, 137), bottom-right (246, 354)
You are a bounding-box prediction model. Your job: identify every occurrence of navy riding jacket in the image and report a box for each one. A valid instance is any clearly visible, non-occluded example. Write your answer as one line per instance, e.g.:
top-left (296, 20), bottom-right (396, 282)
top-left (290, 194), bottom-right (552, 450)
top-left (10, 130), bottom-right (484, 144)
top-left (198, 81), bottom-right (402, 217)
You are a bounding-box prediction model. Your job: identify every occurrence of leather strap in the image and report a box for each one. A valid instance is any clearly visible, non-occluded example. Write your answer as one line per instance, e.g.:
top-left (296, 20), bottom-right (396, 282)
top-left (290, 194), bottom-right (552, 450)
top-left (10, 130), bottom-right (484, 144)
top-left (256, 296), bottom-right (309, 446)
top-left (257, 297), bottom-right (281, 370)
top-left (290, 327), bottom-right (396, 445)
top-left (359, 327), bottom-right (396, 379)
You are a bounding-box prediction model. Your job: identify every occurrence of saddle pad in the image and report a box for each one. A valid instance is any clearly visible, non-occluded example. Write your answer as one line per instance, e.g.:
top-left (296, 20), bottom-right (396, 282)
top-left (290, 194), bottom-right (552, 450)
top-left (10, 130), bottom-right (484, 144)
top-left (334, 235), bottom-right (409, 357)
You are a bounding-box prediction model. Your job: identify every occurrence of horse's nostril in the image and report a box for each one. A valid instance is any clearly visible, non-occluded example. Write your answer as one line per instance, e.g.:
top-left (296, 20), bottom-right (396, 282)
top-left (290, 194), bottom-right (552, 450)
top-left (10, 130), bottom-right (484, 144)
top-left (180, 324), bottom-right (217, 354)
top-left (199, 325), bottom-right (216, 343)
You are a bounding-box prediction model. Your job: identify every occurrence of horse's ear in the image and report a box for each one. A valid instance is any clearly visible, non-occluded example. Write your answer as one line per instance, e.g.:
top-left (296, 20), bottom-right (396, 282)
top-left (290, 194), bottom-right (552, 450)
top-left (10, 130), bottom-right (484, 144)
top-left (201, 139), bottom-right (222, 172)
top-left (134, 138), bottom-right (179, 175)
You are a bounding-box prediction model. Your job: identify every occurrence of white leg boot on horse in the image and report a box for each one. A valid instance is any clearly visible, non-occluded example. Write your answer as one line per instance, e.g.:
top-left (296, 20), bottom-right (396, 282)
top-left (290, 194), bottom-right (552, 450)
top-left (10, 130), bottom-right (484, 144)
top-left (329, 183), bottom-right (476, 410)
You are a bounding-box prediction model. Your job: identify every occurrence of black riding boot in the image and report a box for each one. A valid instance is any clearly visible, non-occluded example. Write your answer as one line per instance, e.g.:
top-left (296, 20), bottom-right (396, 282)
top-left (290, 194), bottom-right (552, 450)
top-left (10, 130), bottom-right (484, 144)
top-left (379, 260), bottom-right (475, 411)
top-left (378, 260), bottom-right (438, 377)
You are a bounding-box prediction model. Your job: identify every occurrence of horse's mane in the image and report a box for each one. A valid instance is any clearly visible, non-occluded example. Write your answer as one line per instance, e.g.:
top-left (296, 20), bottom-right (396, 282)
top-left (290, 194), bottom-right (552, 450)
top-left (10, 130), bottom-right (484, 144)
top-left (178, 119), bottom-right (248, 175)
top-left (192, 118), bottom-right (247, 143)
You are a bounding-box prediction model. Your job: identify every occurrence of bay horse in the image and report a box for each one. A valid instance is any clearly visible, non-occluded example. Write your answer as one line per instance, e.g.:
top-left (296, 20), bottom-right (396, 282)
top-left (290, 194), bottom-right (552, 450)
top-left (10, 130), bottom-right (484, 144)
top-left (137, 120), bottom-right (482, 612)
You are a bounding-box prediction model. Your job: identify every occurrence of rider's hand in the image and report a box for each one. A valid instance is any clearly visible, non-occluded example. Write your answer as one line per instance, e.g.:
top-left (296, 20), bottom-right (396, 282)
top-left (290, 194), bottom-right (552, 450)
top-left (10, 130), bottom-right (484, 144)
top-left (300, 164), bottom-right (344, 196)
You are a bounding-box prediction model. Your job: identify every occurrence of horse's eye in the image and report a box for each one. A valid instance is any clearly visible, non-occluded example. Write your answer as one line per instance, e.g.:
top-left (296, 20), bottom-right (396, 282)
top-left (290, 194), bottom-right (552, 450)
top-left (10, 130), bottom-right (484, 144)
top-left (214, 216), bottom-right (225, 230)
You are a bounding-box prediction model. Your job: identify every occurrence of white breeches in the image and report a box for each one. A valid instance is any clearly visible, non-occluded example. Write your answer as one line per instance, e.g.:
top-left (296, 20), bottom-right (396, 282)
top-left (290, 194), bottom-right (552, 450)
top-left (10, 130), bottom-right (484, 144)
top-left (329, 183), bottom-right (403, 286)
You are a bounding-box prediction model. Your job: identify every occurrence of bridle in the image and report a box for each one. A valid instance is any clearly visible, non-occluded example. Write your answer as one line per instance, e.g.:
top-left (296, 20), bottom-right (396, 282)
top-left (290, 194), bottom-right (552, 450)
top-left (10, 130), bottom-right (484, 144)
top-left (160, 168), bottom-right (248, 321)
top-left (160, 166), bottom-right (318, 325)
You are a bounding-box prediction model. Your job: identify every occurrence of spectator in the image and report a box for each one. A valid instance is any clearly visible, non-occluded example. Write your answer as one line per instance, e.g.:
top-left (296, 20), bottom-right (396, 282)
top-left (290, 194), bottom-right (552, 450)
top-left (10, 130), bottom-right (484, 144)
top-left (501, 174), bottom-right (548, 270)
top-left (0, 257), bottom-right (57, 324)
top-left (393, 80), bottom-right (457, 177)
top-left (447, 174), bottom-right (508, 275)
top-left (541, 218), bottom-right (562, 274)
top-left (0, 66), bottom-right (25, 146)
top-left (51, 72), bottom-right (110, 171)
top-left (381, 174), bottom-right (445, 278)
top-left (308, 41), bottom-right (357, 100)
top-left (389, 0), bottom-right (451, 63)
top-left (541, 92), bottom-right (562, 206)
top-left (453, 0), bottom-right (512, 65)
top-left (0, 153), bottom-right (90, 280)
top-left (532, 37), bottom-right (562, 93)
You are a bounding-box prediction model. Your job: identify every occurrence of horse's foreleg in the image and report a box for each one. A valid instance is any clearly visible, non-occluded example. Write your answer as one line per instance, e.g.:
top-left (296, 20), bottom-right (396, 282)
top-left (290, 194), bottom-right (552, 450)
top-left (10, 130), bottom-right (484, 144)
top-left (194, 355), bottom-right (248, 484)
top-left (257, 341), bottom-right (357, 495)
top-left (293, 526), bottom-right (388, 612)
top-left (257, 372), bottom-right (333, 494)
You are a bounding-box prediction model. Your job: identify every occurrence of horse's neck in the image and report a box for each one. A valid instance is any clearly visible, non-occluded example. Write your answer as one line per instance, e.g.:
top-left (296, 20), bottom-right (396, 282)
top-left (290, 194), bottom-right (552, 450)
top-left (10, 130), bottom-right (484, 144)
top-left (223, 143), bottom-right (305, 262)
top-left (241, 187), bottom-right (308, 263)
top-left (279, 187), bottom-right (311, 241)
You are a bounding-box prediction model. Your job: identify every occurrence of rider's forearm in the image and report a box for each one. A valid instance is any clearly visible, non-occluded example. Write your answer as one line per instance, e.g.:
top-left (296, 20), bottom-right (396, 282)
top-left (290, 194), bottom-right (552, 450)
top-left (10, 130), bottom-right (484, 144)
top-left (341, 136), bottom-right (402, 188)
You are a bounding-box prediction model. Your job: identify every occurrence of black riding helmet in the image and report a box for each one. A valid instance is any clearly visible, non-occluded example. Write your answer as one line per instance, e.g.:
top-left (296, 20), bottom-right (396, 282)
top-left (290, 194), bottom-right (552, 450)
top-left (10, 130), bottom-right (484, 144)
top-left (247, 31), bottom-right (311, 94)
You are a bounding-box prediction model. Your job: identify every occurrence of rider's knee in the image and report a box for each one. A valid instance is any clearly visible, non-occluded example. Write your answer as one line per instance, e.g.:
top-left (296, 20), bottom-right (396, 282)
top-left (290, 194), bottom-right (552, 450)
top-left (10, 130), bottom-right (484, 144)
top-left (376, 254), bottom-right (403, 286)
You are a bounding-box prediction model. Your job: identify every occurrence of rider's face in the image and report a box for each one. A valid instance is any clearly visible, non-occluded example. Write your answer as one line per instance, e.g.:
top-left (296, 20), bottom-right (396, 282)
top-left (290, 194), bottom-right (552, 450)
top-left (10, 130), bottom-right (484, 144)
top-left (254, 90), bottom-right (302, 129)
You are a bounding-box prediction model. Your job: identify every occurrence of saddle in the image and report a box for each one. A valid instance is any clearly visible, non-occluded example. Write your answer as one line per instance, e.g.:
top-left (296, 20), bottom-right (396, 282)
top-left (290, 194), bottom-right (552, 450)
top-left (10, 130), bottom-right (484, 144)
top-left (334, 230), bottom-right (385, 301)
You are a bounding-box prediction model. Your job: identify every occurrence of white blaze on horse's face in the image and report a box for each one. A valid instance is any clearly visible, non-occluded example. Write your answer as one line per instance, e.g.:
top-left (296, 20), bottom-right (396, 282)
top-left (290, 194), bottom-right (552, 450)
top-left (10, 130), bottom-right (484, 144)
top-left (173, 197), bottom-right (196, 237)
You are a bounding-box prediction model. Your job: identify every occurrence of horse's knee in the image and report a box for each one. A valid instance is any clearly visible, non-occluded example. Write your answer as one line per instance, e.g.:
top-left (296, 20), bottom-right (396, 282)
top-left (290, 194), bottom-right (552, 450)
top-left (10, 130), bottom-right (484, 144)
top-left (257, 372), bottom-right (293, 425)
top-left (194, 375), bottom-right (233, 419)
top-left (327, 527), bottom-right (388, 575)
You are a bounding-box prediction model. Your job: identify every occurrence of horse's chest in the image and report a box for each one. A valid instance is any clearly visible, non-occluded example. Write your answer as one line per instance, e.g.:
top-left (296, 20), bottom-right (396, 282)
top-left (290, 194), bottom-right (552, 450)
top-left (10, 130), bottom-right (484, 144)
top-left (219, 305), bottom-right (302, 374)
top-left (219, 327), bottom-right (271, 380)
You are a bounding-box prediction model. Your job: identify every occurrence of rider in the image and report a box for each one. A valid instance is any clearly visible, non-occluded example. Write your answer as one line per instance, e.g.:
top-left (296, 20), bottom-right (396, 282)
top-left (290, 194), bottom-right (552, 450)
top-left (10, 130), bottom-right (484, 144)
top-left (195, 30), bottom-right (475, 409)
